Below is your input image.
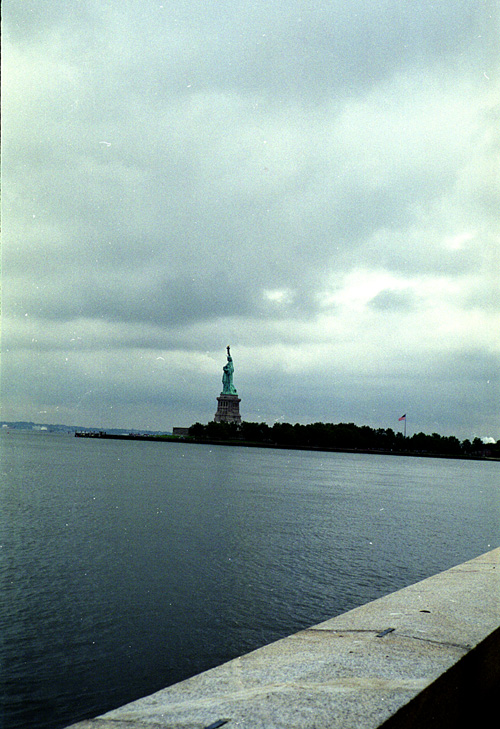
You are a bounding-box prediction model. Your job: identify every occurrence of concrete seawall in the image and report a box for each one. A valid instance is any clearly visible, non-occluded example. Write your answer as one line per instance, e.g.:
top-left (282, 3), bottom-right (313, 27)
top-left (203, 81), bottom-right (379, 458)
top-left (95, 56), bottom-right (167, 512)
top-left (68, 548), bottom-right (499, 729)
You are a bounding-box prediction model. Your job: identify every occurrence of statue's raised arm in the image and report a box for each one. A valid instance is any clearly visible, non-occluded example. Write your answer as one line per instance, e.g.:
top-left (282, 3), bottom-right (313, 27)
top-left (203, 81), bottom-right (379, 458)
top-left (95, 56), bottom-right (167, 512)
top-left (221, 345), bottom-right (238, 395)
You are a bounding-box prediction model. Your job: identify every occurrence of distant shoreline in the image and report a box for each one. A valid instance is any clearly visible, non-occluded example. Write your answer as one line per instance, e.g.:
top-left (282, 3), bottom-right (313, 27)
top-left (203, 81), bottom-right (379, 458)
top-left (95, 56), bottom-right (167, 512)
top-left (74, 431), bottom-right (175, 442)
top-left (74, 431), bottom-right (499, 462)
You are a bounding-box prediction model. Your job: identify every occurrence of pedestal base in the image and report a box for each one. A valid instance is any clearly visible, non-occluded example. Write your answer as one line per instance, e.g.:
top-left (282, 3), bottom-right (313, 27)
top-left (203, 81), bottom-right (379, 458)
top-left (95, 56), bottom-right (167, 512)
top-left (214, 394), bottom-right (241, 424)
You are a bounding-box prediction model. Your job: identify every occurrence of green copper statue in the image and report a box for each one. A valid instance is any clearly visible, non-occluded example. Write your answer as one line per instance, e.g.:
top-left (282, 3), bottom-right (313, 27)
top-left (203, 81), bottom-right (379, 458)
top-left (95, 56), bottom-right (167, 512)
top-left (222, 345), bottom-right (238, 395)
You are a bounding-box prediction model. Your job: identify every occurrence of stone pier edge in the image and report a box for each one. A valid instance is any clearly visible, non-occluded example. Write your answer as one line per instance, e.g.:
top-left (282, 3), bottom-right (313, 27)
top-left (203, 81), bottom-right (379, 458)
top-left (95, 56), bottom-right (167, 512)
top-left (67, 547), bottom-right (499, 729)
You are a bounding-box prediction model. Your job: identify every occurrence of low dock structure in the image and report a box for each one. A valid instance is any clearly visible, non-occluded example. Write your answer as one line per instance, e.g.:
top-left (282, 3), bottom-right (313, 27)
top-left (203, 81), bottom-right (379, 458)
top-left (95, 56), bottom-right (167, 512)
top-left (68, 548), bottom-right (499, 729)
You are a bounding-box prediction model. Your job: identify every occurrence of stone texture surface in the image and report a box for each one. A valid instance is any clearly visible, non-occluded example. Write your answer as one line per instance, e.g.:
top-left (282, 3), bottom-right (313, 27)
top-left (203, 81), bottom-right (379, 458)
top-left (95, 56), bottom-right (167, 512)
top-left (214, 394), bottom-right (241, 424)
top-left (67, 548), bottom-right (499, 729)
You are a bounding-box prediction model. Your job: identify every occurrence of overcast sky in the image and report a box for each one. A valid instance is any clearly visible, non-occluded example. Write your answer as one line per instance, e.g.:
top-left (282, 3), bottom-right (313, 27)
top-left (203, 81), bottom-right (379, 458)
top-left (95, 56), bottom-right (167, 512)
top-left (2, 1), bottom-right (499, 439)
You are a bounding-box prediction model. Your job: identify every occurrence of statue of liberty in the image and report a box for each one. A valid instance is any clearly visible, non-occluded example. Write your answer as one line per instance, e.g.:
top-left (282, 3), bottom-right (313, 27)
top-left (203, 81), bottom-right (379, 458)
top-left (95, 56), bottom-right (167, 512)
top-left (222, 345), bottom-right (238, 395)
top-left (215, 345), bottom-right (241, 423)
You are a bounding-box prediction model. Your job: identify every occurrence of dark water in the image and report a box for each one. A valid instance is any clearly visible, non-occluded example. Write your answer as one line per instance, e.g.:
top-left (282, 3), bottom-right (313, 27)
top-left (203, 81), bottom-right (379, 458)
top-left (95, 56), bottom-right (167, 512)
top-left (1, 431), bottom-right (498, 729)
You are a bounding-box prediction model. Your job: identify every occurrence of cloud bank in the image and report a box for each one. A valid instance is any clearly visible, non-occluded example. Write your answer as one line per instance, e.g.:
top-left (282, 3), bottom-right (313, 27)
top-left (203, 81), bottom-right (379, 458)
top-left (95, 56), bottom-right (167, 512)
top-left (2, 0), bottom-right (499, 438)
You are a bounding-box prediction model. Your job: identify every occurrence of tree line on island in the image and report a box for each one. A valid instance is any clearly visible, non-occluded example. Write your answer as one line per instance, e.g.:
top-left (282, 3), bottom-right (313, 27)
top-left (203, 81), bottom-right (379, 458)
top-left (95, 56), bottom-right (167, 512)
top-left (188, 420), bottom-right (498, 458)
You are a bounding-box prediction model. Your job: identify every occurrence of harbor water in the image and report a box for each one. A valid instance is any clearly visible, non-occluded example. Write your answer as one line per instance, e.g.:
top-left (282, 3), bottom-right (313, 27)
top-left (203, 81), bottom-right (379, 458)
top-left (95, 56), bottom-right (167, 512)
top-left (1, 430), bottom-right (498, 729)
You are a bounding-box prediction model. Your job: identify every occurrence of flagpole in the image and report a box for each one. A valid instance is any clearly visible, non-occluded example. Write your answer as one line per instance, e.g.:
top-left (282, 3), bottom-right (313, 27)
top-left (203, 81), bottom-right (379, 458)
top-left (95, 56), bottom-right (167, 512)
top-left (398, 414), bottom-right (407, 438)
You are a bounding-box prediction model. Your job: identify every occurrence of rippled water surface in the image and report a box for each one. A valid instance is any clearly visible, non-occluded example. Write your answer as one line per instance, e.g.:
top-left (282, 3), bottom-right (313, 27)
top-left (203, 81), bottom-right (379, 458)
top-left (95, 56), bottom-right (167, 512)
top-left (1, 431), bottom-right (498, 729)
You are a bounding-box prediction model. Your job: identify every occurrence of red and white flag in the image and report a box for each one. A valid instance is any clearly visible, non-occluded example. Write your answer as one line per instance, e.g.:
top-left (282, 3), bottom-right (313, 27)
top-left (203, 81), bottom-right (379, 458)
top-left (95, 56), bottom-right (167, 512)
top-left (398, 414), bottom-right (406, 421)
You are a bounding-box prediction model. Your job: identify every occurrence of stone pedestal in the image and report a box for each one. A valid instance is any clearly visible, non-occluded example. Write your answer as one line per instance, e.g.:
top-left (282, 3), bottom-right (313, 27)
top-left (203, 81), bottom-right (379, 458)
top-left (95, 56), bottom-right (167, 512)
top-left (214, 394), bottom-right (241, 424)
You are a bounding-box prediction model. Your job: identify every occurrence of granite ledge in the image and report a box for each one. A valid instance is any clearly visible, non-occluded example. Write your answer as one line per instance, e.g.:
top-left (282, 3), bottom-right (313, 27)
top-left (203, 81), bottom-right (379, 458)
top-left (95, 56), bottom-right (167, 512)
top-left (66, 547), bottom-right (500, 729)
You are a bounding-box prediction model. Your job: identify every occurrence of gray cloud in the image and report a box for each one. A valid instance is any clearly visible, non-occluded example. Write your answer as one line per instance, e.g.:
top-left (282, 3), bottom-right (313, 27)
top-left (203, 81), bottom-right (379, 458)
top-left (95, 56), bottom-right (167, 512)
top-left (368, 288), bottom-right (417, 312)
top-left (2, 1), bottom-right (499, 438)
